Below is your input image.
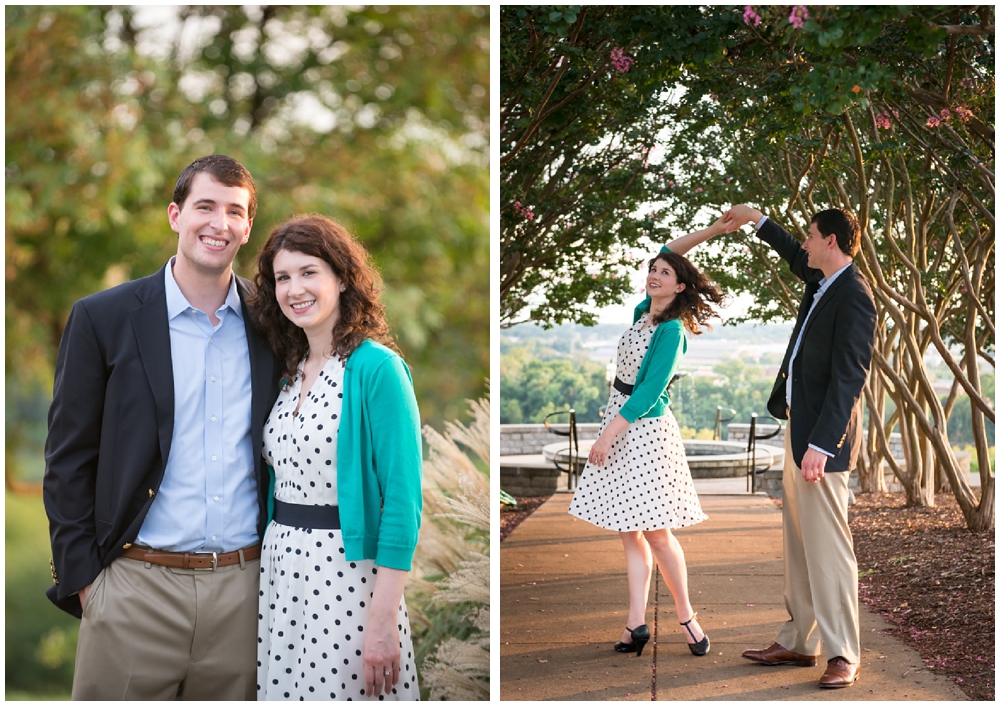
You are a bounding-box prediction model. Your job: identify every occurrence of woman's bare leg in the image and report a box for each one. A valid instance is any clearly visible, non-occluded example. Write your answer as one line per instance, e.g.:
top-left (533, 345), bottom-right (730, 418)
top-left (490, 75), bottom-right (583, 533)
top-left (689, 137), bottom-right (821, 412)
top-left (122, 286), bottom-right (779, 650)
top-left (643, 528), bottom-right (706, 643)
top-left (618, 531), bottom-right (653, 642)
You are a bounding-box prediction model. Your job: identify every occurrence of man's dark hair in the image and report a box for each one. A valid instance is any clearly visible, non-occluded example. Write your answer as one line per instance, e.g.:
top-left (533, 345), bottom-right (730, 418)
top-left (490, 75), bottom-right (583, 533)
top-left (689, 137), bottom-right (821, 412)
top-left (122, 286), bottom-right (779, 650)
top-left (811, 209), bottom-right (860, 257)
top-left (173, 155), bottom-right (257, 219)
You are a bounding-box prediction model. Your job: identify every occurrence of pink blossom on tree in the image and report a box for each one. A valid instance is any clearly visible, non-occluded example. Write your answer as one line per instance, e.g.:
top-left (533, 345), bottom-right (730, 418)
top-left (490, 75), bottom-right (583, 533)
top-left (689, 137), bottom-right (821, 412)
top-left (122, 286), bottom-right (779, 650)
top-left (926, 116), bottom-right (941, 128)
top-left (512, 200), bottom-right (535, 221)
top-left (788, 6), bottom-right (808, 29)
top-left (939, 108), bottom-right (951, 120)
top-left (743, 6), bottom-right (762, 26)
top-left (610, 47), bottom-right (634, 73)
top-left (954, 105), bottom-right (974, 122)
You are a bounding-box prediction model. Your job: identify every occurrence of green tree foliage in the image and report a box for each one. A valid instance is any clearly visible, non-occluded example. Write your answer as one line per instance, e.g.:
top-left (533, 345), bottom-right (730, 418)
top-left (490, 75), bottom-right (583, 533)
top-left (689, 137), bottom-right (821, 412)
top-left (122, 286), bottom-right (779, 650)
top-left (501, 347), bottom-right (779, 432)
top-left (500, 6), bottom-right (732, 327)
top-left (669, 359), bottom-right (776, 434)
top-left (6, 4), bottom-right (488, 451)
top-left (500, 347), bottom-right (609, 423)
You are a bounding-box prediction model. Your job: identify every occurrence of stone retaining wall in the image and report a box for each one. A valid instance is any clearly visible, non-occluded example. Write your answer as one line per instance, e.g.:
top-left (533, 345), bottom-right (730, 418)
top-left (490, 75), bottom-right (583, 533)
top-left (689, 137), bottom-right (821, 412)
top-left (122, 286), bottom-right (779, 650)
top-left (499, 423), bottom-right (601, 456)
top-left (499, 460), bottom-right (564, 498)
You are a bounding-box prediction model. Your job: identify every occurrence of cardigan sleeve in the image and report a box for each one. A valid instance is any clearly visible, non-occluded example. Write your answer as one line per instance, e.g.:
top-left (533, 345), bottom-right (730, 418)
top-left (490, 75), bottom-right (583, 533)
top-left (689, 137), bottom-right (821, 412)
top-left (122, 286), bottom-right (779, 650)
top-left (367, 355), bottom-right (423, 571)
top-left (618, 320), bottom-right (685, 423)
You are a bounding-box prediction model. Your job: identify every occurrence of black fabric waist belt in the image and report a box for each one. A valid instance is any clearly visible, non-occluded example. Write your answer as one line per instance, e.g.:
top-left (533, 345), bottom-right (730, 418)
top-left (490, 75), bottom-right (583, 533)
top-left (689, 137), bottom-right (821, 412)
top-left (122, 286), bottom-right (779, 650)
top-left (613, 377), bottom-right (634, 396)
top-left (273, 499), bottom-right (341, 530)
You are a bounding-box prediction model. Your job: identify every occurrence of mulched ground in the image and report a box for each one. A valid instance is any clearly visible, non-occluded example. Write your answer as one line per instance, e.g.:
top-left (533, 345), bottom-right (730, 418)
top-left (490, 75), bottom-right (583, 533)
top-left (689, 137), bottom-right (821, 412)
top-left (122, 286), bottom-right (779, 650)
top-left (500, 494), bottom-right (552, 542)
top-left (848, 492), bottom-right (994, 701)
top-left (502, 491), bottom-right (994, 700)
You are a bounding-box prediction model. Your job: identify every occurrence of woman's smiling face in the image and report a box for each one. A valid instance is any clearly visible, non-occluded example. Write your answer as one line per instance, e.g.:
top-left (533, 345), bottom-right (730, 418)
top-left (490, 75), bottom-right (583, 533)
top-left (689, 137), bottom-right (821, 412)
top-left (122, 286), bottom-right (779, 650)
top-left (646, 256), bottom-right (685, 303)
top-left (273, 248), bottom-right (343, 338)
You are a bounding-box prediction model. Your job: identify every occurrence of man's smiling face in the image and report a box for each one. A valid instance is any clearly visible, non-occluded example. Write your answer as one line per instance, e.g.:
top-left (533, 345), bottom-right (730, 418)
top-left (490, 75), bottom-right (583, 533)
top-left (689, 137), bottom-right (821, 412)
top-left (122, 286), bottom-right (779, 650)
top-left (168, 171), bottom-right (252, 276)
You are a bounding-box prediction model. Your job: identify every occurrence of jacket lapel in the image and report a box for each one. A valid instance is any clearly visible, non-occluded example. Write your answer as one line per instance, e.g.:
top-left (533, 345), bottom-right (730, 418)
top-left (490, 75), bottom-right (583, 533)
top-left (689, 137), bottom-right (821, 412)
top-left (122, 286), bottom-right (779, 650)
top-left (799, 263), bottom-right (856, 342)
top-left (129, 267), bottom-right (174, 465)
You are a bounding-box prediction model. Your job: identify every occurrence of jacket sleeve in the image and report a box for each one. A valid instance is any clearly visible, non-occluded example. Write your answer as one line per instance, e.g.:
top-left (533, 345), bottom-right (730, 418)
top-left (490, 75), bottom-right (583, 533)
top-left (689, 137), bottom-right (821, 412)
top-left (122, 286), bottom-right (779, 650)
top-left (618, 321), bottom-right (684, 423)
top-left (42, 300), bottom-right (107, 617)
top-left (367, 355), bottom-right (423, 571)
top-left (755, 219), bottom-right (823, 285)
top-left (808, 284), bottom-right (877, 453)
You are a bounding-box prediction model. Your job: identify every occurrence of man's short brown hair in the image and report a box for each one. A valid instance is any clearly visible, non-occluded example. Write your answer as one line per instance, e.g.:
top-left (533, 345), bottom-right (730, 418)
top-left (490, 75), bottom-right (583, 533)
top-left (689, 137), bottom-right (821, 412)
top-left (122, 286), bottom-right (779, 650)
top-left (811, 209), bottom-right (860, 257)
top-left (173, 155), bottom-right (257, 219)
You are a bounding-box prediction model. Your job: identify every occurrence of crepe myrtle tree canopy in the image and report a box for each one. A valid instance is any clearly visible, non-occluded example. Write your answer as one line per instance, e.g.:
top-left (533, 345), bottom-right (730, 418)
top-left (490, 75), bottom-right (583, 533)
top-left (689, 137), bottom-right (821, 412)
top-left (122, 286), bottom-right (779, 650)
top-left (500, 5), bottom-right (736, 327)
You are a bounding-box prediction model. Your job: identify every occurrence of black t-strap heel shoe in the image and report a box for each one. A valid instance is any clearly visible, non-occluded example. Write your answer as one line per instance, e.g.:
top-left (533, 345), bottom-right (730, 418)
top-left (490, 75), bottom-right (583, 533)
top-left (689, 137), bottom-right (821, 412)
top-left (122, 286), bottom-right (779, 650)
top-left (614, 624), bottom-right (651, 656)
top-left (680, 613), bottom-right (710, 656)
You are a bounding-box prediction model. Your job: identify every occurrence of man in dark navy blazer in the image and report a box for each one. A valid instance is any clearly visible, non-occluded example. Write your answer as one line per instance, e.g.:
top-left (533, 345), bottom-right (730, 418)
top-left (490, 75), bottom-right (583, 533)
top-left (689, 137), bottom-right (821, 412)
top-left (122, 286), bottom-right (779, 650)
top-left (43, 155), bottom-right (280, 699)
top-left (724, 204), bottom-right (876, 689)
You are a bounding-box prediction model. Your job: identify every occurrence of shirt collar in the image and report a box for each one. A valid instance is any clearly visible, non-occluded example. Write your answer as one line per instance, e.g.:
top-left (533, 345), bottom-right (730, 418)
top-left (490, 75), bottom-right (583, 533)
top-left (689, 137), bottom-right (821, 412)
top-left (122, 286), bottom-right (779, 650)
top-left (818, 261), bottom-right (852, 292)
top-left (164, 257), bottom-right (243, 320)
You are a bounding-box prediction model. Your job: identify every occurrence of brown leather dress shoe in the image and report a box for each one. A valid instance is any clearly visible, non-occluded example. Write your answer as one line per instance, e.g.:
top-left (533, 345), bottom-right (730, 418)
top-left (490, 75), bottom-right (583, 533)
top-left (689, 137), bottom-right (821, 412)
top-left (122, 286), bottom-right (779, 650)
top-left (819, 657), bottom-right (860, 688)
top-left (741, 642), bottom-right (818, 667)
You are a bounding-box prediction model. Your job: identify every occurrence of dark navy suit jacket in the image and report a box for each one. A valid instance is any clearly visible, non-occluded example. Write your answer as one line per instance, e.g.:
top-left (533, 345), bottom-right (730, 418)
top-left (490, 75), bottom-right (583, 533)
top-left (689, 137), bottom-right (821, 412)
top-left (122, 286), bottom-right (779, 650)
top-left (757, 219), bottom-right (877, 472)
top-left (43, 266), bottom-right (280, 616)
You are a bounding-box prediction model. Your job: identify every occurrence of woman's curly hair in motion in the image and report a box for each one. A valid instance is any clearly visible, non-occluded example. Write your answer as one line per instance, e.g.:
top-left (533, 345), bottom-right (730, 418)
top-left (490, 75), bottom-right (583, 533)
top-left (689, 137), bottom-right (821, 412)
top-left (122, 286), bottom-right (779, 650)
top-left (648, 251), bottom-right (726, 334)
top-left (249, 215), bottom-right (397, 383)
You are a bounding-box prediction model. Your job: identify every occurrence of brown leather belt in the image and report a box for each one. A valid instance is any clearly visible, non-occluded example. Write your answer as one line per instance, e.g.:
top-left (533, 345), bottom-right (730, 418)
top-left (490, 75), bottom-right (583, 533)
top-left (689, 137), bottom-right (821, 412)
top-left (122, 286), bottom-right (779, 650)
top-left (121, 543), bottom-right (261, 571)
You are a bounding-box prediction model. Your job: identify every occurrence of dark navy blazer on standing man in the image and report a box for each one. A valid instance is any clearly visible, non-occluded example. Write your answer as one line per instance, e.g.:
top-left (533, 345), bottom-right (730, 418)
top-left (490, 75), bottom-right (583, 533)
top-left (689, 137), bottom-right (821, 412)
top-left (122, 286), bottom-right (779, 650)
top-left (43, 264), bottom-right (281, 617)
top-left (755, 218), bottom-right (877, 473)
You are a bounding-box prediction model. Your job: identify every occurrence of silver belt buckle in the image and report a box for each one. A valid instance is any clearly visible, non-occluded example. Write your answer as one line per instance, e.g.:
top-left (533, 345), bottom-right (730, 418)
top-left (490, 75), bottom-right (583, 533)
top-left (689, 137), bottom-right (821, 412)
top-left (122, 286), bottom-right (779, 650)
top-left (192, 551), bottom-right (218, 571)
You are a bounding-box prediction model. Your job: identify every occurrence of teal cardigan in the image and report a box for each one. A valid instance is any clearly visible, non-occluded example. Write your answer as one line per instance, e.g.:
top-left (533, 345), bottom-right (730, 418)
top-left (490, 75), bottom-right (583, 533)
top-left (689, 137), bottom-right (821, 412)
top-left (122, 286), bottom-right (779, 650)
top-left (620, 245), bottom-right (687, 423)
top-left (267, 339), bottom-right (423, 571)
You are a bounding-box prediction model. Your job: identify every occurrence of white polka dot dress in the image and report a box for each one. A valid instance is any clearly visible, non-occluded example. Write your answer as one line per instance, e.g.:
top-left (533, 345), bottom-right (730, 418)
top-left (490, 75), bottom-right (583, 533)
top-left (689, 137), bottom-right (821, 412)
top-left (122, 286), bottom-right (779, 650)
top-left (568, 316), bottom-right (708, 532)
top-left (258, 355), bottom-right (420, 701)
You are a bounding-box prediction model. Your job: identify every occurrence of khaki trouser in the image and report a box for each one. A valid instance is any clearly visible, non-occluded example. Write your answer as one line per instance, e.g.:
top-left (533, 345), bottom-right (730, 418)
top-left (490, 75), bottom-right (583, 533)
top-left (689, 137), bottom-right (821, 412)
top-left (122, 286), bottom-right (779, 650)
top-left (72, 554), bottom-right (259, 700)
top-left (775, 425), bottom-right (861, 664)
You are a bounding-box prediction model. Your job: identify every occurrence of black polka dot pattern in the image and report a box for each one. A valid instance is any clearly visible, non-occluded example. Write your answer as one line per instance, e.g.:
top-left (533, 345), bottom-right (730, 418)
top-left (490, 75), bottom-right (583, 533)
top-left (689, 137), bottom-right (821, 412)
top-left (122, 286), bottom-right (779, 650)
top-left (258, 355), bottom-right (420, 700)
top-left (568, 315), bottom-right (709, 532)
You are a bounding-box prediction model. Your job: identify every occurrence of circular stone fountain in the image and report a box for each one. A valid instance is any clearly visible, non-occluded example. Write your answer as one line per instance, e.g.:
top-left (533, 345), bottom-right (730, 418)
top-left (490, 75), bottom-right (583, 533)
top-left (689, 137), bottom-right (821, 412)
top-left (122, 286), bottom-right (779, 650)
top-left (542, 438), bottom-right (784, 478)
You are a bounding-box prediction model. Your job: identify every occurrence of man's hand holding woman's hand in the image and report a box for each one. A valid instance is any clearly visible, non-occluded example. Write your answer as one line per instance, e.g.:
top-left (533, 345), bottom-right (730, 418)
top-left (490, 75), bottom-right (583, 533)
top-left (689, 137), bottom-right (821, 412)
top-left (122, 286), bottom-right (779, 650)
top-left (722, 204), bottom-right (764, 231)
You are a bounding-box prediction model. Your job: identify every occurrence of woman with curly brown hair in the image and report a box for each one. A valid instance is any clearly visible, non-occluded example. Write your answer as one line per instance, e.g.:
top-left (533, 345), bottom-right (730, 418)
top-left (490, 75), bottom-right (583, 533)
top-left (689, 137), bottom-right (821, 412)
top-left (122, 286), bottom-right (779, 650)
top-left (568, 216), bottom-right (728, 660)
top-left (249, 215), bottom-right (421, 701)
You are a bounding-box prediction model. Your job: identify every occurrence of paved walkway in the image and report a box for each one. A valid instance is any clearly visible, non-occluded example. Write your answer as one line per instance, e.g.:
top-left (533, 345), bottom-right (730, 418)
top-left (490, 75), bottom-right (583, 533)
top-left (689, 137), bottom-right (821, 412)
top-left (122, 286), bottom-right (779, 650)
top-left (500, 492), bottom-right (968, 701)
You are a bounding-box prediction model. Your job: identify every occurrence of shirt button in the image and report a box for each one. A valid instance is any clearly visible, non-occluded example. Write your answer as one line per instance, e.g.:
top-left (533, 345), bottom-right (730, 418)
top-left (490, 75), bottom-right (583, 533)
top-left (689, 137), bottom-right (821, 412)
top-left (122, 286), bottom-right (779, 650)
top-left (211, 535), bottom-right (217, 542)
top-left (211, 416), bottom-right (217, 422)
top-left (213, 495), bottom-right (219, 502)
top-left (211, 455), bottom-right (217, 461)
top-left (211, 376), bottom-right (216, 382)
top-left (209, 337), bottom-right (213, 342)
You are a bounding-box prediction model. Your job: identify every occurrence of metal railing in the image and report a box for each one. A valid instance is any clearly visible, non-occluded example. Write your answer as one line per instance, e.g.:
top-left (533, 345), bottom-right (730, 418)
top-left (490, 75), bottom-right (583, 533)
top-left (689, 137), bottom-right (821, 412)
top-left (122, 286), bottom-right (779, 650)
top-left (543, 408), bottom-right (581, 490)
top-left (747, 413), bottom-right (782, 493)
top-left (713, 406), bottom-right (737, 440)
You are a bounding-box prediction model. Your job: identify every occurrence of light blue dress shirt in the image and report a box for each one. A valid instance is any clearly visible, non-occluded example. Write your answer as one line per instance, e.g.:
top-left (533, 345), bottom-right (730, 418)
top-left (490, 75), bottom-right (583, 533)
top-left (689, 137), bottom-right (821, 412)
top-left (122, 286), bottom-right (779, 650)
top-left (757, 216), bottom-right (850, 458)
top-left (135, 259), bottom-right (258, 552)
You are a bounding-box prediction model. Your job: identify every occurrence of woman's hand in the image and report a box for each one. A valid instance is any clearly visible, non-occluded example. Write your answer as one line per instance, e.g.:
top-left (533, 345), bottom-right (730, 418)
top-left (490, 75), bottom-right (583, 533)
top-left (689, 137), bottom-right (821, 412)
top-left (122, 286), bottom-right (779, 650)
top-left (709, 212), bottom-right (736, 235)
top-left (588, 415), bottom-right (631, 466)
top-left (363, 565), bottom-right (410, 697)
top-left (588, 435), bottom-right (613, 466)
top-left (363, 615), bottom-right (401, 697)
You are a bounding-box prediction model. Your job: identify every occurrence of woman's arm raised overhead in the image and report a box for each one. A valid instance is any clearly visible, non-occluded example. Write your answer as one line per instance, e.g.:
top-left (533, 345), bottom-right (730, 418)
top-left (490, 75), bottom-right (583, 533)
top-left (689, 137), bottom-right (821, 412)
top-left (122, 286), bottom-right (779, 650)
top-left (663, 213), bottom-right (731, 256)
